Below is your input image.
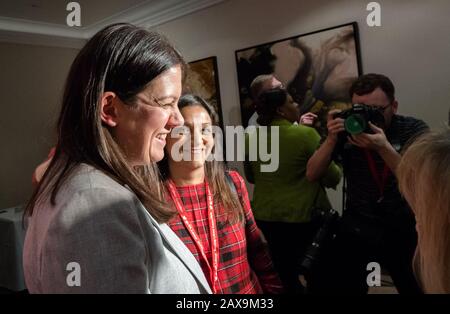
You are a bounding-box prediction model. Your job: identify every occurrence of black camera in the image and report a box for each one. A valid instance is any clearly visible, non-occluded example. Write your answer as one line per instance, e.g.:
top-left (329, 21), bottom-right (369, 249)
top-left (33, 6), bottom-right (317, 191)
top-left (334, 103), bottom-right (385, 135)
top-left (298, 208), bottom-right (340, 276)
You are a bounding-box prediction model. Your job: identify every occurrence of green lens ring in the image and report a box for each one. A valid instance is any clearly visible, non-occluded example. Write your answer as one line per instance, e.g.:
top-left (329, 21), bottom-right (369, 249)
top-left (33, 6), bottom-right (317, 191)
top-left (345, 114), bottom-right (366, 135)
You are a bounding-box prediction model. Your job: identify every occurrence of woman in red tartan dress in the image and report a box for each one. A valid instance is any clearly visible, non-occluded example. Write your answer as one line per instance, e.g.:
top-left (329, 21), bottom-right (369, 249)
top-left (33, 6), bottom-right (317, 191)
top-left (158, 94), bottom-right (283, 294)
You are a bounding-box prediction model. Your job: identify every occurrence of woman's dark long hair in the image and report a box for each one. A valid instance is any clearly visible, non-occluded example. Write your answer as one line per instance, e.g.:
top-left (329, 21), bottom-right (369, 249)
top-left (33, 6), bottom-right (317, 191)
top-left (25, 23), bottom-right (186, 223)
top-left (159, 94), bottom-right (244, 224)
top-left (256, 88), bottom-right (288, 126)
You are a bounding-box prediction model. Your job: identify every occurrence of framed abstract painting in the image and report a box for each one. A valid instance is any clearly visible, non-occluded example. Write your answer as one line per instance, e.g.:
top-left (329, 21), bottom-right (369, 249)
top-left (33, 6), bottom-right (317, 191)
top-left (184, 56), bottom-right (224, 131)
top-left (235, 22), bottom-right (362, 136)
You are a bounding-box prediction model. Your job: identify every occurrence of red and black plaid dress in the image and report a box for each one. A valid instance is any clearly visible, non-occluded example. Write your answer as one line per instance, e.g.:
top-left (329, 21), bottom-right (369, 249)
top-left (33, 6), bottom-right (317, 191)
top-left (168, 171), bottom-right (283, 294)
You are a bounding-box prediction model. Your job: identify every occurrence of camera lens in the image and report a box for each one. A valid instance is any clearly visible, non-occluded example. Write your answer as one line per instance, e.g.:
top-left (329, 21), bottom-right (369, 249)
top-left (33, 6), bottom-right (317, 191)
top-left (344, 114), bottom-right (366, 134)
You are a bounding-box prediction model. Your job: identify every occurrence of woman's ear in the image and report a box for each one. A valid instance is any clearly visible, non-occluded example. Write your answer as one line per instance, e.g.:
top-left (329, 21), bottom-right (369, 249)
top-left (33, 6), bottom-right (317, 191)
top-left (100, 92), bottom-right (119, 127)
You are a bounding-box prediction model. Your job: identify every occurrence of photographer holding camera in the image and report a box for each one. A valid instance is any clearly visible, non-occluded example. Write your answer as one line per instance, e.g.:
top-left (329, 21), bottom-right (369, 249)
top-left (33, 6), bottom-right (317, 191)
top-left (306, 73), bottom-right (428, 294)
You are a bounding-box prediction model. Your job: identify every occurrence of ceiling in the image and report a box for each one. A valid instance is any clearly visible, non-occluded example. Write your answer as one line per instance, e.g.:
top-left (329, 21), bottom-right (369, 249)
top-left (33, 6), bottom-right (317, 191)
top-left (0, 0), bottom-right (225, 48)
top-left (0, 0), bottom-right (149, 26)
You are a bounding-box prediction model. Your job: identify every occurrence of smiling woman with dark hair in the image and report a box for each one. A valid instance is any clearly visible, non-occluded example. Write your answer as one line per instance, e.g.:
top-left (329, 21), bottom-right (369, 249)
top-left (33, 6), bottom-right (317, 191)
top-left (159, 94), bottom-right (283, 294)
top-left (23, 23), bottom-right (211, 294)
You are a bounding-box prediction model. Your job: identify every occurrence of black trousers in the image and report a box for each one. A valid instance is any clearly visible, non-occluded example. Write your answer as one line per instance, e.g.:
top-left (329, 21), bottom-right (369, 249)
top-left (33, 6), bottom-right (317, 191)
top-left (307, 217), bottom-right (422, 295)
top-left (256, 220), bottom-right (317, 294)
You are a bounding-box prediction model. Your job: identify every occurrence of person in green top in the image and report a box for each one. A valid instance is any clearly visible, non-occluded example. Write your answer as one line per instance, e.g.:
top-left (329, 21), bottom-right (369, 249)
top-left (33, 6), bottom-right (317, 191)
top-left (244, 88), bottom-right (342, 293)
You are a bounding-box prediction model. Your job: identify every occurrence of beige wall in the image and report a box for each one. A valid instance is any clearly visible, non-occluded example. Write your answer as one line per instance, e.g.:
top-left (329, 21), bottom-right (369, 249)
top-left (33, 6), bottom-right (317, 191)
top-left (0, 42), bottom-right (78, 209)
top-left (152, 0), bottom-right (450, 210)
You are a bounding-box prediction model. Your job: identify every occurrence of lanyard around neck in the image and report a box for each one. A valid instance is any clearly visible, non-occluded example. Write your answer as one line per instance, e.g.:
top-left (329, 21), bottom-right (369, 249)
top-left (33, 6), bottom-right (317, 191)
top-left (363, 149), bottom-right (391, 203)
top-left (167, 179), bottom-right (219, 293)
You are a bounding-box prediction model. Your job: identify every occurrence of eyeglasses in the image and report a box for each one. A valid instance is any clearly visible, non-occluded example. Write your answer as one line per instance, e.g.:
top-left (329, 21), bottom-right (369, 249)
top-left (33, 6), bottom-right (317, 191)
top-left (378, 104), bottom-right (392, 113)
top-left (364, 103), bottom-right (391, 113)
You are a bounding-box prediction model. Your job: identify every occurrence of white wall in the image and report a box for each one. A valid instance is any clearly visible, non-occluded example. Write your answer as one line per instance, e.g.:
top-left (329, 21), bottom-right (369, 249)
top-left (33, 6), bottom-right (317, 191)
top-left (152, 0), bottom-right (450, 210)
top-left (0, 42), bottom-right (78, 209)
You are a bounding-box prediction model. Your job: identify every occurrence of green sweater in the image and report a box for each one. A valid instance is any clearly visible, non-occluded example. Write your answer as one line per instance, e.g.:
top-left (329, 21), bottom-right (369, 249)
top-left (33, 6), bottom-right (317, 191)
top-left (245, 118), bottom-right (342, 223)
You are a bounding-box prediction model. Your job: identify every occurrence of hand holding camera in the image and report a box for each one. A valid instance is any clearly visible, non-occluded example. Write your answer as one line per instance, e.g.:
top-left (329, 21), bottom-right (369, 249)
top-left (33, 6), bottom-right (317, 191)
top-left (326, 109), bottom-right (346, 145)
top-left (347, 122), bottom-right (390, 152)
top-left (328, 104), bottom-right (390, 153)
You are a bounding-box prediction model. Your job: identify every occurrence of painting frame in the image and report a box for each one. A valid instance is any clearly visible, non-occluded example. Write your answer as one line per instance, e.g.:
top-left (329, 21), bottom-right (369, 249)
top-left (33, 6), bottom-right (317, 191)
top-left (235, 22), bottom-right (363, 136)
top-left (184, 56), bottom-right (225, 133)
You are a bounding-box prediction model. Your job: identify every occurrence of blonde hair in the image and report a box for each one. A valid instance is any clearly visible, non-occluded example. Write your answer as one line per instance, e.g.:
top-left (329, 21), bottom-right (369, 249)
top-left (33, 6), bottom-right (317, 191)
top-left (397, 128), bottom-right (450, 293)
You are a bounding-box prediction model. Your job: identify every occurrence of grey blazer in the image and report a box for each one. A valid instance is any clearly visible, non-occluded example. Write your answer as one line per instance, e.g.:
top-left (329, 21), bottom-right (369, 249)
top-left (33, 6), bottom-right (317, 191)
top-left (23, 164), bottom-right (211, 294)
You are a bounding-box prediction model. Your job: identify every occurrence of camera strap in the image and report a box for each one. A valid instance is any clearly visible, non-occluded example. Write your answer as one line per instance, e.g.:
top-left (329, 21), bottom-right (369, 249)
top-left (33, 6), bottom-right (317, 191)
top-left (363, 149), bottom-right (391, 203)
